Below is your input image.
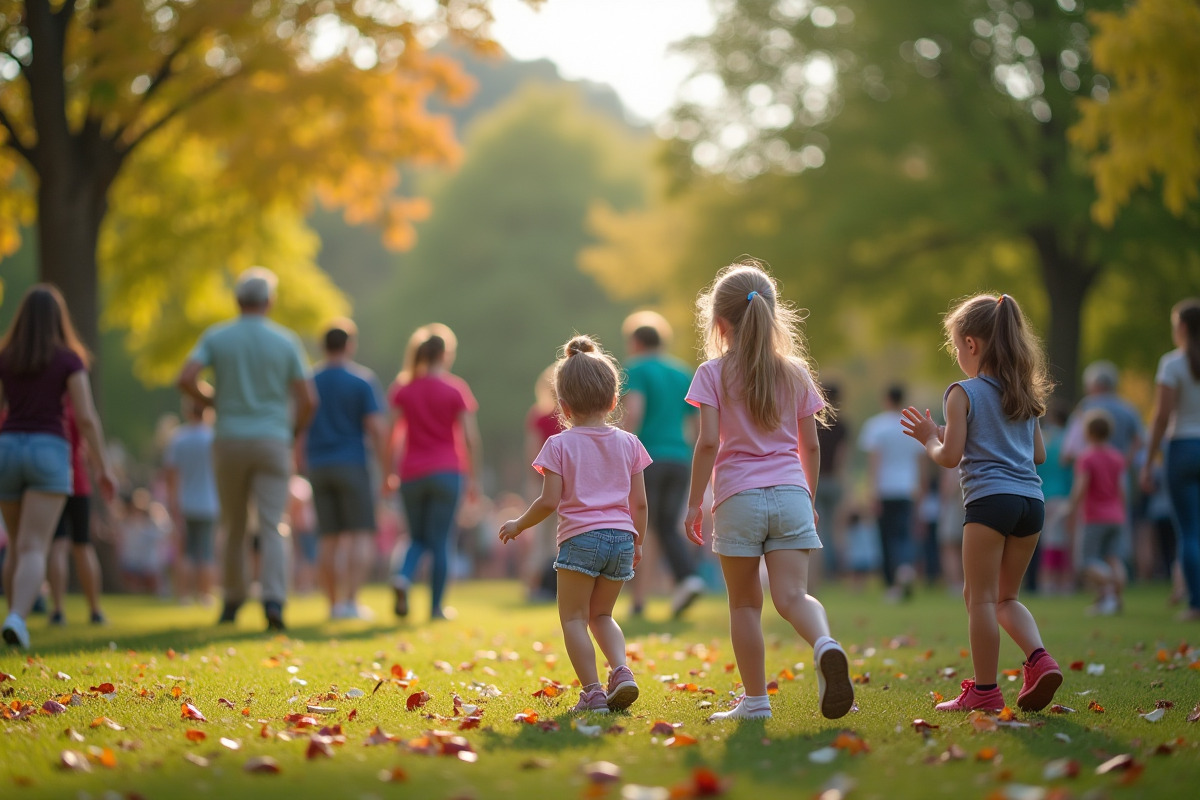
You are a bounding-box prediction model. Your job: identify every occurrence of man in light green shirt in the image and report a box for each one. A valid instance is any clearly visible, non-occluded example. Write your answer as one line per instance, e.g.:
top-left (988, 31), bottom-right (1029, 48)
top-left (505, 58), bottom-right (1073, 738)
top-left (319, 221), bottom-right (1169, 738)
top-left (178, 267), bottom-right (316, 631)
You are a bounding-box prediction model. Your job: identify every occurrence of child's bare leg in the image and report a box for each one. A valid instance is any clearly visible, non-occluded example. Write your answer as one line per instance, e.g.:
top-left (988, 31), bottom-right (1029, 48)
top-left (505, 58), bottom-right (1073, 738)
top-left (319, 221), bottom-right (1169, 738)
top-left (961, 524), bottom-right (1006, 685)
top-left (764, 549), bottom-right (829, 645)
top-left (557, 569), bottom-right (601, 686)
top-left (48, 537), bottom-right (69, 616)
top-left (720, 555), bottom-right (766, 696)
top-left (588, 577), bottom-right (628, 669)
top-left (995, 532), bottom-right (1045, 656)
top-left (73, 544), bottom-right (103, 615)
top-left (1107, 556), bottom-right (1127, 602)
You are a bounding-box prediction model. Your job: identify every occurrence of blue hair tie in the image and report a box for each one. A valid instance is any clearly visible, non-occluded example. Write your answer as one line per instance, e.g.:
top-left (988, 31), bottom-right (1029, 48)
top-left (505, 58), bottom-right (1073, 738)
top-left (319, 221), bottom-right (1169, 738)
top-left (747, 291), bottom-right (759, 302)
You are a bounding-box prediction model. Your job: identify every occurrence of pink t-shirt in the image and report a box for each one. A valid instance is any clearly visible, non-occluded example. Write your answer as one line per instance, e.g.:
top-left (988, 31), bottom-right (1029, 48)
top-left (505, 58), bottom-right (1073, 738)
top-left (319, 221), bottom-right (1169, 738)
top-left (1076, 444), bottom-right (1126, 524)
top-left (389, 374), bottom-right (478, 481)
top-left (533, 425), bottom-right (652, 545)
top-left (686, 357), bottom-right (824, 508)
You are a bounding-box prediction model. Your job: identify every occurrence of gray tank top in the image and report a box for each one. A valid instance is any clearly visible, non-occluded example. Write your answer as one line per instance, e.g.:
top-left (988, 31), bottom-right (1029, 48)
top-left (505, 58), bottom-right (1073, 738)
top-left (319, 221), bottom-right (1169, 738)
top-left (947, 376), bottom-right (1042, 505)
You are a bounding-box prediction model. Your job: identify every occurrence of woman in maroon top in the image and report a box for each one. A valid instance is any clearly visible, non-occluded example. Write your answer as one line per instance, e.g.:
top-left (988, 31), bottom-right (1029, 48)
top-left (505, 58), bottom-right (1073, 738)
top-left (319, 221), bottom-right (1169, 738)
top-left (0, 285), bottom-right (117, 650)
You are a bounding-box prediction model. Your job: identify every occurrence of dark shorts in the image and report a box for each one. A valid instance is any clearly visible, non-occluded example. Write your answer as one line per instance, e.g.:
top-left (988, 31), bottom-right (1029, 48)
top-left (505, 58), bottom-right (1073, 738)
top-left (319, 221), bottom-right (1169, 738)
top-left (183, 517), bottom-right (217, 564)
top-left (309, 464), bottom-right (376, 535)
top-left (554, 529), bottom-right (635, 581)
top-left (964, 494), bottom-right (1045, 538)
top-left (53, 494), bottom-right (91, 544)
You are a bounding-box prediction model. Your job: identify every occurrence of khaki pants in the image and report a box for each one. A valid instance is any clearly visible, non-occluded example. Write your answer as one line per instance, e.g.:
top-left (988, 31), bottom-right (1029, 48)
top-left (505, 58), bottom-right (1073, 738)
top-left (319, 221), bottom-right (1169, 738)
top-left (213, 438), bottom-right (292, 605)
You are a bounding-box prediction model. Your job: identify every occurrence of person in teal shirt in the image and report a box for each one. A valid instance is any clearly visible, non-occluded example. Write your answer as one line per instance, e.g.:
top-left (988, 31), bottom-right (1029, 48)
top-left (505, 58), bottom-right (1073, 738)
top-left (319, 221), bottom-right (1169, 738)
top-left (621, 311), bottom-right (704, 618)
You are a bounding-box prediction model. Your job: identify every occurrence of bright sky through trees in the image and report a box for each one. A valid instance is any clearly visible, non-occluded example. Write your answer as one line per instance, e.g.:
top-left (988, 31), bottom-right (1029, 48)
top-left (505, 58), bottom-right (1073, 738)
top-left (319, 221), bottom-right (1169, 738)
top-left (489, 0), bottom-right (715, 122)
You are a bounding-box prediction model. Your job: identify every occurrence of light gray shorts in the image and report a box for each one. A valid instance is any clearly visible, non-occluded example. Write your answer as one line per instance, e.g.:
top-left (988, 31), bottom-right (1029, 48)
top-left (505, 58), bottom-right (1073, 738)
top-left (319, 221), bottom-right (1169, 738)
top-left (712, 485), bottom-right (823, 557)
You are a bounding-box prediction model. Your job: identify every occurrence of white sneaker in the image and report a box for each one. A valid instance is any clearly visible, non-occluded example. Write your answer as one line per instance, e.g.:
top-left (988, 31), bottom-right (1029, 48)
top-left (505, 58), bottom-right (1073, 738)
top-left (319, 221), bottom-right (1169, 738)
top-left (329, 602), bottom-right (353, 620)
top-left (2, 613), bottom-right (30, 650)
top-left (815, 640), bottom-right (854, 719)
top-left (350, 604), bottom-right (375, 621)
top-left (707, 695), bottom-right (772, 721)
top-left (670, 575), bottom-right (706, 619)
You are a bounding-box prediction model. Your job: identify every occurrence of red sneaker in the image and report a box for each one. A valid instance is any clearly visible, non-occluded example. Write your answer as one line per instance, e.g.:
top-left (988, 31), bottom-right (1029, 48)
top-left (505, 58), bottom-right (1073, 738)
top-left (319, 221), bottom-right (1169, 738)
top-left (1017, 653), bottom-right (1062, 711)
top-left (935, 679), bottom-right (1005, 712)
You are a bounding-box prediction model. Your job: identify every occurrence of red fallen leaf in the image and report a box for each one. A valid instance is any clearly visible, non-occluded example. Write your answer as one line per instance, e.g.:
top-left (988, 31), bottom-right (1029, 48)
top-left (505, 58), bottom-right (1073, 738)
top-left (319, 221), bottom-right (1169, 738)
top-left (217, 698), bottom-right (236, 709)
top-left (259, 723), bottom-right (273, 739)
top-left (1088, 700), bottom-right (1106, 713)
top-left (185, 729), bottom-right (206, 742)
top-left (665, 733), bottom-right (699, 747)
top-left (650, 720), bottom-right (679, 735)
top-left (406, 691), bottom-right (430, 711)
top-left (365, 725), bottom-right (400, 745)
top-left (583, 760), bottom-right (622, 784)
top-left (459, 715), bottom-right (482, 731)
top-left (514, 709), bottom-right (540, 724)
top-left (306, 734), bottom-right (335, 759)
top-left (531, 686), bottom-right (561, 698)
top-left (1156, 699), bottom-right (1175, 710)
top-left (766, 681), bottom-right (779, 695)
top-left (181, 703), bottom-right (207, 722)
top-left (42, 700), bottom-right (67, 715)
top-left (674, 766), bottom-right (729, 797)
top-left (538, 720), bottom-right (560, 732)
top-left (911, 719), bottom-right (940, 732)
top-left (724, 663), bottom-right (736, 673)
top-left (348, 708), bottom-right (358, 721)
top-left (390, 664), bottom-right (406, 679)
top-left (243, 755), bottom-right (281, 774)
top-left (1069, 661), bottom-right (1085, 671)
top-left (833, 731), bottom-right (870, 755)
top-left (89, 683), bottom-right (115, 694)
top-left (0, 671), bottom-right (13, 682)
top-left (282, 713), bottom-right (319, 728)
top-left (1050, 704), bottom-right (1076, 714)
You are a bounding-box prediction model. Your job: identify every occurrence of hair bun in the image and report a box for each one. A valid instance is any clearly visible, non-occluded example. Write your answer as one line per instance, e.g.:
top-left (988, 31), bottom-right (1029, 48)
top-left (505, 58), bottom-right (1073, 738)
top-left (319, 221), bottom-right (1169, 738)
top-left (565, 336), bottom-right (596, 357)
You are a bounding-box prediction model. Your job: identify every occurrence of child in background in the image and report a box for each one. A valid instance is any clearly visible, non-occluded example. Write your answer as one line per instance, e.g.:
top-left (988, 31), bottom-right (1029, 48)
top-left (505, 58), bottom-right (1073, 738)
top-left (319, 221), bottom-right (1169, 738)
top-left (1037, 403), bottom-right (1075, 594)
top-left (163, 398), bottom-right (220, 605)
top-left (684, 261), bottom-right (854, 721)
top-left (902, 292), bottom-right (1061, 713)
top-left (499, 335), bottom-right (650, 714)
top-left (118, 488), bottom-right (171, 595)
top-left (843, 506), bottom-right (881, 592)
top-left (1068, 410), bottom-right (1128, 615)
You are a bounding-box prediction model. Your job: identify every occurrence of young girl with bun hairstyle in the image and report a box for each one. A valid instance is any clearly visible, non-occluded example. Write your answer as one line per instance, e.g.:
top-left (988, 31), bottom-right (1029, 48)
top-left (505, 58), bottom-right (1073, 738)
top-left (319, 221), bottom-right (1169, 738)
top-left (901, 292), bottom-right (1062, 712)
top-left (685, 261), bottom-right (854, 721)
top-left (499, 335), bottom-right (650, 713)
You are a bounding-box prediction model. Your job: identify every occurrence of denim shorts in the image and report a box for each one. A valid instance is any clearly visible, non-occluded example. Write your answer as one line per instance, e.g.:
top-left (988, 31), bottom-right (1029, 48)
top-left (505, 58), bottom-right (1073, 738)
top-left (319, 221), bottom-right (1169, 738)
top-left (712, 485), bottom-right (822, 557)
top-left (0, 433), bottom-right (72, 500)
top-left (554, 529), bottom-right (636, 581)
top-left (963, 494), bottom-right (1045, 538)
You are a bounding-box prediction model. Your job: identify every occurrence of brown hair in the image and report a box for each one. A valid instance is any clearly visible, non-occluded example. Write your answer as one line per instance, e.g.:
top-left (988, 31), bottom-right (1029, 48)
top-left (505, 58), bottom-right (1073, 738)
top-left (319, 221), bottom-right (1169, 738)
top-left (397, 323), bottom-right (457, 385)
top-left (0, 284), bottom-right (90, 374)
top-left (1083, 408), bottom-right (1113, 443)
top-left (943, 293), bottom-right (1052, 420)
top-left (1173, 298), bottom-right (1200, 380)
top-left (695, 260), bottom-right (824, 430)
top-left (553, 335), bottom-right (621, 427)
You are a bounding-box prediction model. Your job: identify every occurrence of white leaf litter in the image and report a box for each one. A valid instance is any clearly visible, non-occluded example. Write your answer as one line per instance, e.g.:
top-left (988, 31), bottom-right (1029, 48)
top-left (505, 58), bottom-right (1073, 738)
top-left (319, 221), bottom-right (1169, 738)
top-left (808, 746), bottom-right (838, 764)
top-left (1140, 707), bottom-right (1166, 722)
top-left (1085, 663), bottom-right (1105, 676)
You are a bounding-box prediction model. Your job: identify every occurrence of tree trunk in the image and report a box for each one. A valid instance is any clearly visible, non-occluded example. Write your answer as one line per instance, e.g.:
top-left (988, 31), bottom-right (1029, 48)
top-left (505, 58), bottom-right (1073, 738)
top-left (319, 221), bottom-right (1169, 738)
top-left (1028, 224), bottom-right (1097, 407)
top-left (36, 177), bottom-right (106, 357)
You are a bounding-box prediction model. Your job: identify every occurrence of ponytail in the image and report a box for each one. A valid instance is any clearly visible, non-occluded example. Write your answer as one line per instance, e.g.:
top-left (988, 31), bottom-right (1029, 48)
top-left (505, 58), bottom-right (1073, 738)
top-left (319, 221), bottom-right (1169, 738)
top-left (396, 323), bottom-right (456, 385)
top-left (1174, 299), bottom-right (1200, 380)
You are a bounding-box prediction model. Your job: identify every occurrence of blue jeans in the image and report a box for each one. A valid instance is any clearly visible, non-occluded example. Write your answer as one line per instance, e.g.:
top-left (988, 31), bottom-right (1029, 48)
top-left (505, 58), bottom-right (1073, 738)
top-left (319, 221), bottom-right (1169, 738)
top-left (396, 472), bottom-right (462, 613)
top-left (1167, 439), bottom-right (1200, 610)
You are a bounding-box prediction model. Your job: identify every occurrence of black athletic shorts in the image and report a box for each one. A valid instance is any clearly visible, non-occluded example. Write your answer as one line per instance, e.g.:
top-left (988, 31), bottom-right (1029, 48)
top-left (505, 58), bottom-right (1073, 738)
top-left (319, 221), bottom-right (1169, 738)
top-left (963, 494), bottom-right (1044, 538)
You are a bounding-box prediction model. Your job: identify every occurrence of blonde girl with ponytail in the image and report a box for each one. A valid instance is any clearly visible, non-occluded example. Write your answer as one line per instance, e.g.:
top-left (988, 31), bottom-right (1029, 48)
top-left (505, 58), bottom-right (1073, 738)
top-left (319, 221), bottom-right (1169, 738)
top-left (685, 261), bottom-right (854, 721)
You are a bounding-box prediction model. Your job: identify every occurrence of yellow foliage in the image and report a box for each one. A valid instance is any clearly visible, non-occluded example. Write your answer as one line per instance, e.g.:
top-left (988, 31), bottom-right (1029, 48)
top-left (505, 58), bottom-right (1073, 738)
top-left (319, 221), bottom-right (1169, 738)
top-left (1070, 0), bottom-right (1200, 225)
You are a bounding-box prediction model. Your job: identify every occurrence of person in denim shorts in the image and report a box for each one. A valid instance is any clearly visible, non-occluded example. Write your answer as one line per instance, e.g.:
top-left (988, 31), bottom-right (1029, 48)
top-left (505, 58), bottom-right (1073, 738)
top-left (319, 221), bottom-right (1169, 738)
top-left (499, 335), bottom-right (650, 715)
top-left (684, 262), bottom-right (854, 722)
top-left (0, 285), bottom-right (117, 650)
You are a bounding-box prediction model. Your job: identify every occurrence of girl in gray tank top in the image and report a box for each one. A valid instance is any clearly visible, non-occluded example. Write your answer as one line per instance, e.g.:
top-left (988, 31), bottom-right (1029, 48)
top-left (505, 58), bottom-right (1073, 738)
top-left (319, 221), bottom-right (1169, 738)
top-left (899, 293), bottom-right (1062, 717)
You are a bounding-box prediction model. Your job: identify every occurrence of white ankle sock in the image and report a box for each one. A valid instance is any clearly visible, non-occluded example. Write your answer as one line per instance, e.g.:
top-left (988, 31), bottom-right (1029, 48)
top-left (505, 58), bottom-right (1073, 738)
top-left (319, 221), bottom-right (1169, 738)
top-left (814, 635), bottom-right (836, 654)
top-left (708, 695), bottom-right (772, 721)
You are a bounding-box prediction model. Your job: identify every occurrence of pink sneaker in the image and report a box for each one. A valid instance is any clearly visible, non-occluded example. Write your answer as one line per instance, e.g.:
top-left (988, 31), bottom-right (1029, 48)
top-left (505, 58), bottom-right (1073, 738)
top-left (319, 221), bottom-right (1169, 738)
top-left (573, 687), bottom-right (609, 714)
top-left (935, 679), bottom-right (1005, 712)
top-left (1017, 652), bottom-right (1062, 712)
top-left (606, 665), bottom-right (639, 711)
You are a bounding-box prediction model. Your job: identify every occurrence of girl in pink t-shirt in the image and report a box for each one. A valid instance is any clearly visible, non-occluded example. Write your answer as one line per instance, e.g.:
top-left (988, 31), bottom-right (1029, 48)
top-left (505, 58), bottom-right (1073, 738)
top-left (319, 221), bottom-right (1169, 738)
top-left (685, 262), bottom-right (854, 721)
top-left (499, 336), bottom-right (650, 714)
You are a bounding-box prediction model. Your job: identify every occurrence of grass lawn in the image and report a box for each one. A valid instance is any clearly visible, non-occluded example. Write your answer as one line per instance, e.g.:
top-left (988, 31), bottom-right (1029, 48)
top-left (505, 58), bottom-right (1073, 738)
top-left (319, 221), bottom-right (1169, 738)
top-left (1, 579), bottom-right (1198, 799)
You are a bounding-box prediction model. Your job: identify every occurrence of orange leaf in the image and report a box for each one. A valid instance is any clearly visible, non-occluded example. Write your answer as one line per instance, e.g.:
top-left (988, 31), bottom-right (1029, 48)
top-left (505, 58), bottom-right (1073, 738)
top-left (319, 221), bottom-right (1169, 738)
top-left (390, 664), bottom-right (407, 679)
top-left (665, 733), bottom-right (698, 747)
top-left (98, 748), bottom-right (116, 769)
top-left (911, 719), bottom-right (940, 732)
top-left (1156, 649), bottom-right (1170, 663)
top-left (930, 691), bottom-right (944, 703)
top-left (185, 729), bottom-right (207, 742)
top-left (514, 709), bottom-right (540, 724)
top-left (1088, 700), bottom-right (1106, 713)
top-left (181, 703), bottom-right (206, 722)
top-left (766, 681), bottom-right (779, 695)
top-left (997, 706), bottom-right (1017, 721)
top-left (171, 686), bottom-right (183, 699)
top-left (89, 683), bottom-right (115, 694)
top-left (833, 731), bottom-right (870, 755)
top-left (976, 746), bottom-right (999, 762)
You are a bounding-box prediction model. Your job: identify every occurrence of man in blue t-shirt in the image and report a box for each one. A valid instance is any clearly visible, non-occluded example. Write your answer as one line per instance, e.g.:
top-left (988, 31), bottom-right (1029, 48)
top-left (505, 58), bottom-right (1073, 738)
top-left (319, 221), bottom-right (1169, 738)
top-left (303, 319), bottom-right (388, 621)
top-left (621, 311), bottom-right (703, 619)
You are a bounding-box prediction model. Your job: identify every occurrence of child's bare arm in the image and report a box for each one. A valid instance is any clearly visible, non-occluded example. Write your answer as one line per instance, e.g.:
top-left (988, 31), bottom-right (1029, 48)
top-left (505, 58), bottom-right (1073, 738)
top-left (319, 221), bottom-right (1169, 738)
top-left (499, 471), bottom-right (562, 543)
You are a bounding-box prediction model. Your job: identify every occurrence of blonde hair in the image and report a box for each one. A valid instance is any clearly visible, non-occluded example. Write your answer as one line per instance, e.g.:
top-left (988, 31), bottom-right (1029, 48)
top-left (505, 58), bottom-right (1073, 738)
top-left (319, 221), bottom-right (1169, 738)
top-left (943, 293), bottom-right (1052, 420)
top-left (695, 260), bottom-right (823, 430)
top-left (397, 323), bottom-right (457, 385)
top-left (553, 335), bottom-right (622, 427)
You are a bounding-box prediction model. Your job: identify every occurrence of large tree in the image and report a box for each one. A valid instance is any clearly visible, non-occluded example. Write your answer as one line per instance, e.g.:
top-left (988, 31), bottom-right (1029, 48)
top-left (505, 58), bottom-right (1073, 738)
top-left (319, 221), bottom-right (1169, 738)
top-left (0, 0), bottom-right (521, 363)
top-left (589, 0), bottom-right (1199, 400)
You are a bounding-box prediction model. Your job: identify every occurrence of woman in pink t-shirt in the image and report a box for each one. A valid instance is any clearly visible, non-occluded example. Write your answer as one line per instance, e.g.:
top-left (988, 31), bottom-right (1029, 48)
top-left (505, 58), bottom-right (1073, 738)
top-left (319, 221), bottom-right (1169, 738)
top-left (385, 324), bottom-right (481, 621)
top-left (498, 335), bottom-right (650, 714)
top-left (684, 262), bottom-right (853, 721)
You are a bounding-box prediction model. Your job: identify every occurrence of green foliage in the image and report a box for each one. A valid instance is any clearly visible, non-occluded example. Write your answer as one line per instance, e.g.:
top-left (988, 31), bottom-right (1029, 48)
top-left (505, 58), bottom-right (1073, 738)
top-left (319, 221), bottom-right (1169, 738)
top-left (357, 85), bottom-right (649, 488)
top-left (6, 582), bottom-right (1199, 799)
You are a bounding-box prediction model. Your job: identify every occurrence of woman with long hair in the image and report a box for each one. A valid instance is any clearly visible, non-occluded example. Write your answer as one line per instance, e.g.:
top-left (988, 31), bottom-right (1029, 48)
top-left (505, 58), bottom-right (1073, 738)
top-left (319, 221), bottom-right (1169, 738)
top-left (0, 285), bottom-right (117, 649)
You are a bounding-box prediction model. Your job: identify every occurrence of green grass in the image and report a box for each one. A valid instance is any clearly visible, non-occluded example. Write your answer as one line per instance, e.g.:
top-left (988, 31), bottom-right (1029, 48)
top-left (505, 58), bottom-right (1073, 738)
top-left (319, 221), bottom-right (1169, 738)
top-left (2, 580), bottom-right (1198, 799)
